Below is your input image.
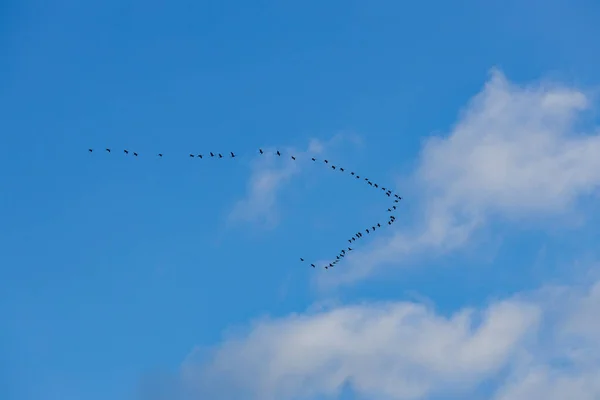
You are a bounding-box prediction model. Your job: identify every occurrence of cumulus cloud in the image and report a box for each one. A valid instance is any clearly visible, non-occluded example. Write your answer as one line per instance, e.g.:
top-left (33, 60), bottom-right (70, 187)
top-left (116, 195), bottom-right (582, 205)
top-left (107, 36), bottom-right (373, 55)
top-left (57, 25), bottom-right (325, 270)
top-left (179, 297), bottom-right (540, 400)
top-left (320, 69), bottom-right (600, 287)
top-left (145, 275), bottom-right (600, 400)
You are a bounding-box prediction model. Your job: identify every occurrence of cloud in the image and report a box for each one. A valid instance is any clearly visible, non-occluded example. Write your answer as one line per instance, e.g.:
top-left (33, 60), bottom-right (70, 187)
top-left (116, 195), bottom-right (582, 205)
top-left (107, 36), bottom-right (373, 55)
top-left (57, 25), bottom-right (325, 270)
top-left (146, 274), bottom-right (600, 400)
top-left (320, 69), bottom-right (600, 287)
top-left (228, 133), bottom-right (361, 228)
top-left (180, 296), bottom-right (540, 400)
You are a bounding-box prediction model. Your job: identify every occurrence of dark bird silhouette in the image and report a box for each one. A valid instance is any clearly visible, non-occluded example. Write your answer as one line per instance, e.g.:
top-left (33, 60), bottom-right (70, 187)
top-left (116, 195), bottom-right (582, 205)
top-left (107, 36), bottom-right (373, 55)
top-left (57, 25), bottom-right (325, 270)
top-left (340, 254), bottom-right (345, 258)
top-left (311, 157), bottom-right (316, 161)
top-left (324, 159), bottom-right (329, 163)
top-left (291, 156), bottom-right (296, 160)
top-left (124, 150), bottom-right (129, 154)
top-left (386, 193), bottom-right (391, 197)
top-left (394, 199), bottom-right (399, 203)
top-left (382, 187), bottom-right (386, 191)
top-left (230, 152), bottom-right (235, 158)
top-left (366, 229), bottom-right (370, 234)
top-left (351, 172), bottom-right (355, 175)
top-left (259, 148), bottom-right (264, 154)
top-left (388, 208), bottom-right (392, 212)
top-left (276, 151), bottom-right (281, 156)
top-left (356, 175), bottom-right (360, 179)
top-left (392, 206), bottom-right (397, 210)
top-left (105, 148), bottom-right (111, 152)
top-left (372, 226), bottom-right (376, 231)
top-left (300, 258), bottom-right (305, 262)
top-left (329, 263), bottom-right (334, 268)
top-left (311, 264), bottom-right (316, 268)
top-left (197, 154), bottom-right (203, 158)
top-left (395, 194), bottom-right (400, 198)
top-left (340, 168), bottom-right (344, 172)
top-left (348, 247), bottom-right (353, 251)
top-left (210, 152), bottom-right (215, 157)
top-left (388, 221), bottom-right (392, 225)
top-left (332, 165), bottom-right (336, 170)
top-left (374, 184), bottom-right (378, 188)
top-left (336, 256), bottom-right (340, 260)
top-left (341, 249), bottom-right (345, 254)
top-left (158, 153), bottom-right (163, 157)
top-left (377, 223), bottom-right (381, 228)
top-left (351, 237), bottom-right (356, 241)
top-left (190, 154), bottom-right (194, 157)
top-left (368, 182), bottom-right (373, 186)
top-left (88, 149), bottom-right (93, 153)
top-left (218, 153), bottom-right (223, 158)
top-left (133, 152), bottom-right (138, 156)
top-left (348, 239), bottom-right (352, 243)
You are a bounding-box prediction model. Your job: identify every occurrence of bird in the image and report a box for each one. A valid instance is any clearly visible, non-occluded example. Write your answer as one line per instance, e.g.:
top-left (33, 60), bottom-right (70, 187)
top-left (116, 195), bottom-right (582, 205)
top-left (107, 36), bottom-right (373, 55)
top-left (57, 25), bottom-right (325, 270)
top-left (340, 168), bottom-right (344, 172)
top-left (351, 172), bottom-right (355, 175)
top-left (276, 151), bottom-right (281, 156)
top-left (311, 157), bottom-right (316, 161)
top-left (300, 258), bottom-right (305, 262)
top-left (124, 150), bottom-right (129, 154)
top-left (230, 152), bottom-right (235, 158)
top-left (158, 153), bottom-right (163, 157)
top-left (392, 205), bottom-right (397, 210)
top-left (356, 175), bottom-right (360, 179)
top-left (259, 148), bottom-right (264, 154)
top-left (332, 165), bottom-right (336, 169)
top-left (377, 223), bottom-right (381, 228)
top-left (324, 159), bottom-right (329, 163)
top-left (382, 187), bottom-right (386, 191)
top-left (311, 264), bottom-right (316, 268)
top-left (387, 208), bottom-right (392, 212)
top-left (340, 254), bottom-right (345, 258)
top-left (368, 182), bottom-right (373, 186)
top-left (105, 148), bottom-right (111, 152)
top-left (197, 154), bottom-right (203, 158)
top-left (341, 249), bottom-right (346, 254)
top-left (189, 154), bottom-right (194, 157)
top-left (210, 152), bottom-right (215, 157)
top-left (366, 229), bottom-right (370, 233)
top-left (348, 239), bottom-right (352, 243)
top-left (388, 221), bottom-right (392, 225)
top-left (394, 199), bottom-right (399, 203)
top-left (218, 153), bottom-right (223, 158)
top-left (351, 237), bottom-right (356, 241)
top-left (133, 152), bottom-right (138, 156)
top-left (291, 156), bottom-right (296, 160)
top-left (386, 193), bottom-right (391, 197)
top-left (374, 183), bottom-right (378, 188)
top-left (336, 256), bottom-right (340, 260)
top-left (88, 149), bottom-right (93, 153)
top-left (372, 226), bottom-right (376, 231)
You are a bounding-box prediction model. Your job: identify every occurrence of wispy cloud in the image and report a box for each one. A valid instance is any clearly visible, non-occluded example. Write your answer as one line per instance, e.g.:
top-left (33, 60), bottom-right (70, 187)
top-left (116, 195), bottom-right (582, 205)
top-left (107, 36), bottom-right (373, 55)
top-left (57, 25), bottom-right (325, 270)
top-left (227, 133), bottom-right (362, 229)
top-left (318, 69), bottom-right (600, 288)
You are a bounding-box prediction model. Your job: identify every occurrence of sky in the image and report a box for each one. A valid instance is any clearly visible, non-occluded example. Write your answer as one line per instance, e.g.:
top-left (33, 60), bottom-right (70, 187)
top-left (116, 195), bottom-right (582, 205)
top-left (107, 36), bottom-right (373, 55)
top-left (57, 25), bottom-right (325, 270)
top-left (2, 0), bottom-right (600, 399)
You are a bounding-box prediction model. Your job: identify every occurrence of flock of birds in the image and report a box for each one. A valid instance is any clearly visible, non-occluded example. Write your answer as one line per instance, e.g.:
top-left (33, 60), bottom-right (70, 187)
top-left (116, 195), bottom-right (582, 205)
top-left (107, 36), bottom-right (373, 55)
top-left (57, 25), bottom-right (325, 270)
top-left (89, 147), bottom-right (402, 270)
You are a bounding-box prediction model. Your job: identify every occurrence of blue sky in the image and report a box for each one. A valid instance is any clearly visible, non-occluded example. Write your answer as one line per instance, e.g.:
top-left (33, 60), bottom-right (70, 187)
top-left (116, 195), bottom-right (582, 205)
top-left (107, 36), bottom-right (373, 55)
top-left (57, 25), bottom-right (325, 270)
top-left (2, 1), bottom-right (600, 399)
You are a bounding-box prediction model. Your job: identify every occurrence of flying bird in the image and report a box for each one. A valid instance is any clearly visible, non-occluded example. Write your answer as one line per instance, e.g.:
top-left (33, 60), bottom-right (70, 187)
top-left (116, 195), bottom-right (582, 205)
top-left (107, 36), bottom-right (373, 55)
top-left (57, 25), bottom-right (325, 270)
top-left (332, 165), bottom-right (336, 169)
top-left (340, 168), bottom-right (344, 172)
top-left (133, 152), bottom-right (138, 156)
top-left (88, 149), bottom-right (93, 153)
top-left (291, 156), bottom-right (296, 160)
top-left (197, 154), bottom-right (203, 158)
top-left (105, 148), bottom-right (111, 152)
top-left (210, 152), bottom-right (215, 157)
top-left (300, 258), bottom-right (305, 262)
top-left (311, 157), bottom-right (316, 161)
top-left (218, 153), bottom-right (223, 158)
top-left (230, 152), bottom-right (235, 158)
top-left (276, 151), bottom-right (281, 156)
top-left (311, 264), bottom-right (316, 268)
top-left (158, 153), bottom-right (163, 157)
top-left (259, 148), bottom-right (264, 154)
top-left (324, 159), bottom-right (328, 163)
top-left (190, 154), bottom-right (194, 157)
top-left (351, 172), bottom-right (355, 175)
top-left (124, 150), bottom-right (129, 154)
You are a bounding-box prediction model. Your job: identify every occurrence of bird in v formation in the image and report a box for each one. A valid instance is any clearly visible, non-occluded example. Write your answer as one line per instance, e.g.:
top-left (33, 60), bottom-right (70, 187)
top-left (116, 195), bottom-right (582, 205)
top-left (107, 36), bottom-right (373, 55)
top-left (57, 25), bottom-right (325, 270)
top-left (91, 146), bottom-right (402, 269)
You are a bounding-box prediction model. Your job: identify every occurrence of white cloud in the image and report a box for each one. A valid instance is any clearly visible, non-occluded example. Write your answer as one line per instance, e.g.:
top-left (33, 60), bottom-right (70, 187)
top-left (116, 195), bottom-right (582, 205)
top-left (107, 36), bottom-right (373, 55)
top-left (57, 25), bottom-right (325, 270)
top-left (320, 69), bottom-right (600, 287)
top-left (228, 133), bottom-right (361, 228)
top-left (148, 275), bottom-right (600, 400)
